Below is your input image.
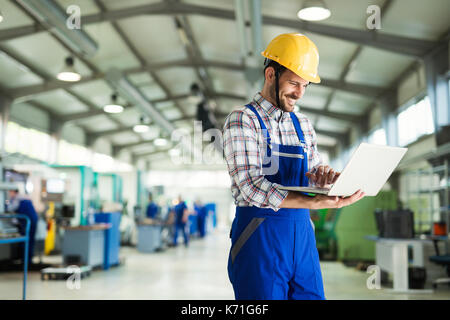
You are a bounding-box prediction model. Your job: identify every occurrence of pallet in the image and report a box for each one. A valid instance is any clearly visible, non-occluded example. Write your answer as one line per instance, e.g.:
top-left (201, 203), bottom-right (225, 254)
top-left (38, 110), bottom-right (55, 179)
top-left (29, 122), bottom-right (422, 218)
top-left (40, 265), bottom-right (92, 281)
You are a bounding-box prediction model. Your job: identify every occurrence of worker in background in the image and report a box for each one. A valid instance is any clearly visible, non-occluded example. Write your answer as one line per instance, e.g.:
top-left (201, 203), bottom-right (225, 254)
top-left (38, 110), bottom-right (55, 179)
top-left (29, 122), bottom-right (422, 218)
top-left (223, 33), bottom-right (366, 300)
top-left (194, 199), bottom-right (207, 238)
top-left (7, 187), bottom-right (38, 264)
top-left (146, 193), bottom-right (159, 219)
top-left (172, 195), bottom-right (189, 247)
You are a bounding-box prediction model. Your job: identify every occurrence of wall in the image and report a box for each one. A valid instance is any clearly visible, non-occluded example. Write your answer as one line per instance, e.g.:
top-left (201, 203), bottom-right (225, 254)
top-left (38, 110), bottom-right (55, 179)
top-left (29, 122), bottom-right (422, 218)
top-left (10, 102), bottom-right (49, 132)
top-left (397, 65), bottom-right (426, 108)
top-left (92, 137), bottom-right (112, 155)
top-left (61, 124), bottom-right (85, 145)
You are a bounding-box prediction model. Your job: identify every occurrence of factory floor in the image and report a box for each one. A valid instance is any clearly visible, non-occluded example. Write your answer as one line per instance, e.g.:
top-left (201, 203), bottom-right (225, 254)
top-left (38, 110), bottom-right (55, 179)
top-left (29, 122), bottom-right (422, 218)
top-left (0, 229), bottom-right (449, 300)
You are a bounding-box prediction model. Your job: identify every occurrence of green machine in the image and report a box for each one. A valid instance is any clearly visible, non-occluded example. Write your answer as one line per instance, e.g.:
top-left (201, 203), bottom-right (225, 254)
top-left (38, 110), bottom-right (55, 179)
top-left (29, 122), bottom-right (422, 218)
top-left (312, 191), bottom-right (398, 262)
top-left (93, 172), bottom-right (123, 205)
top-left (51, 165), bottom-right (95, 226)
top-left (312, 208), bottom-right (340, 260)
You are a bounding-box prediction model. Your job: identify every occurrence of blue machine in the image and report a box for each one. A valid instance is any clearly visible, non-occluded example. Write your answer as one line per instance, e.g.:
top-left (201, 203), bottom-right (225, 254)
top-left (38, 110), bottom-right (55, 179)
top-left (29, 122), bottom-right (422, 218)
top-left (188, 213), bottom-right (198, 235)
top-left (94, 212), bottom-right (121, 270)
top-left (0, 214), bottom-right (30, 300)
top-left (205, 203), bottom-right (217, 230)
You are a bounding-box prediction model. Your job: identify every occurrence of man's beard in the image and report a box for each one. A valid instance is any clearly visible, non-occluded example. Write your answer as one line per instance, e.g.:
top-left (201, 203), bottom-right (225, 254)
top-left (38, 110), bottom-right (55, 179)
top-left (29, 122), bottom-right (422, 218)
top-left (269, 83), bottom-right (286, 111)
top-left (269, 83), bottom-right (297, 112)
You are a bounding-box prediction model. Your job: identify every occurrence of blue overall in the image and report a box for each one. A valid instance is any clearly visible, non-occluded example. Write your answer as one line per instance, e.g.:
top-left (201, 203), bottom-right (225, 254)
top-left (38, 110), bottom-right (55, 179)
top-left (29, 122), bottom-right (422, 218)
top-left (16, 199), bottom-right (38, 262)
top-left (146, 202), bottom-right (159, 219)
top-left (227, 105), bottom-right (325, 300)
top-left (195, 204), bottom-right (207, 238)
top-left (173, 202), bottom-right (189, 246)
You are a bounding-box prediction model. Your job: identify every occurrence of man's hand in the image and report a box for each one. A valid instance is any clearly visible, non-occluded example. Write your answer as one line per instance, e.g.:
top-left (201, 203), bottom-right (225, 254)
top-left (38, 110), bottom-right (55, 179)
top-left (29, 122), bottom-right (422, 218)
top-left (311, 190), bottom-right (365, 209)
top-left (306, 165), bottom-right (340, 188)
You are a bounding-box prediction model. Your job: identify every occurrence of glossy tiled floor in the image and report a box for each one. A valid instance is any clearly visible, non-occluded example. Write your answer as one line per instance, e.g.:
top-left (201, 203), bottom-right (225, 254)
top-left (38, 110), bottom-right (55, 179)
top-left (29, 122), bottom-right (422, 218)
top-left (0, 229), bottom-right (449, 300)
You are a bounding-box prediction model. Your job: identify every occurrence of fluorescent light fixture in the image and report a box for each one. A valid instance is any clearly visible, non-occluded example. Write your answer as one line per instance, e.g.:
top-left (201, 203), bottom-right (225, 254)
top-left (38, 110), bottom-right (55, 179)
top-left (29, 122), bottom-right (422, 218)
top-left (297, 0), bottom-right (331, 21)
top-left (16, 0), bottom-right (98, 57)
top-left (103, 94), bottom-right (124, 114)
top-left (133, 124), bottom-right (149, 133)
top-left (175, 18), bottom-right (189, 46)
top-left (103, 104), bottom-right (123, 114)
top-left (57, 56), bottom-right (81, 82)
top-left (105, 68), bottom-right (175, 135)
top-left (0, 9), bottom-right (4, 23)
top-left (154, 138), bottom-right (168, 147)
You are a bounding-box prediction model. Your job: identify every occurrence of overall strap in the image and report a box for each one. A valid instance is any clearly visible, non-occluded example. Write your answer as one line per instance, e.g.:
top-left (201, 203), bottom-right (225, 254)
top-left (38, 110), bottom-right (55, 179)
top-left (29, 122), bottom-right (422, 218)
top-left (289, 112), bottom-right (306, 145)
top-left (245, 104), bottom-right (271, 144)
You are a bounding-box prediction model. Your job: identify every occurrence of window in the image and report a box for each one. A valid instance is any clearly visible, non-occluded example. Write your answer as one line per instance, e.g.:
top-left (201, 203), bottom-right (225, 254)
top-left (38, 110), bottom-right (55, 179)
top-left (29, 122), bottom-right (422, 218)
top-left (58, 140), bottom-right (92, 166)
top-left (368, 128), bottom-right (387, 145)
top-left (5, 121), bottom-right (51, 162)
top-left (397, 96), bottom-right (434, 146)
top-left (147, 170), bottom-right (231, 188)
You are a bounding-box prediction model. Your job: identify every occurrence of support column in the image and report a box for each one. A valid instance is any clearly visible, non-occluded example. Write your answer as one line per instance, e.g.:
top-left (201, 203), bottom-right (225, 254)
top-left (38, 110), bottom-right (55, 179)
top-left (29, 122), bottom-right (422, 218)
top-left (49, 120), bottom-right (64, 164)
top-left (0, 95), bottom-right (12, 155)
top-left (425, 43), bottom-right (450, 132)
top-left (380, 93), bottom-right (399, 147)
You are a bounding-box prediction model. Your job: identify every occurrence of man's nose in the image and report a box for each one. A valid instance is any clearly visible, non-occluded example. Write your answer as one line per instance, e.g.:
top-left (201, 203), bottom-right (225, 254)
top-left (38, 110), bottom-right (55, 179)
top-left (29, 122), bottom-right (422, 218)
top-left (292, 87), bottom-right (302, 99)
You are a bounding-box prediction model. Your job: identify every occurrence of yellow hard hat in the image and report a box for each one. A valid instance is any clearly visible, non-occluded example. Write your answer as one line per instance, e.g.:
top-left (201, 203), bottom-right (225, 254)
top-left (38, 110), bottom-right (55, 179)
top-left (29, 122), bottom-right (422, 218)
top-left (261, 33), bottom-right (321, 83)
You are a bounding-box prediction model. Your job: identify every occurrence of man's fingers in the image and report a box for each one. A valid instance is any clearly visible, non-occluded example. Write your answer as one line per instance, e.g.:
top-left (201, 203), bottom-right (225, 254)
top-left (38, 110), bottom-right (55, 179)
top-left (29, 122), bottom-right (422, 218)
top-left (332, 172), bottom-right (340, 184)
top-left (327, 169), bottom-right (335, 185)
top-left (306, 172), bottom-right (317, 184)
top-left (317, 166), bottom-right (327, 186)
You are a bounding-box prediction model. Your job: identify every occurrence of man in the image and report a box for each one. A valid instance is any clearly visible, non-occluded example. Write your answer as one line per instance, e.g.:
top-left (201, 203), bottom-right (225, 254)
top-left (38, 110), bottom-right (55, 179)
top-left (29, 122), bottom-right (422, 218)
top-left (7, 188), bottom-right (38, 263)
top-left (194, 199), bottom-right (207, 238)
top-left (223, 33), bottom-right (365, 300)
top-left (146, 193), bottom-right (159, 219)
top-left (172, 195), bottom-right (189, 247)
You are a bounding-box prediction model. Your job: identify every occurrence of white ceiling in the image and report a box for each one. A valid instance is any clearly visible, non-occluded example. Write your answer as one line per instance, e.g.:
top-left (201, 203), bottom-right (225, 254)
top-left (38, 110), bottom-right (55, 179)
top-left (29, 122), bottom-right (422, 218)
top-left (0, 0), bottom-right (447, 159)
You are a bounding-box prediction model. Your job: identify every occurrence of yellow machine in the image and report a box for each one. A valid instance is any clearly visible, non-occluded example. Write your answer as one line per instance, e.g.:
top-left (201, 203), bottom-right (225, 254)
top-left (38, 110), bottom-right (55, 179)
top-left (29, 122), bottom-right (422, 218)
top-left (44, 202), bottom-right (55, 255)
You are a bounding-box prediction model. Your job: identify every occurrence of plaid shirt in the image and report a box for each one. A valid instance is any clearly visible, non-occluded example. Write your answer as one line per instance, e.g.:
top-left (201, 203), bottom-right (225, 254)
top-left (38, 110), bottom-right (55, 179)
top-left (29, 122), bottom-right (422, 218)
top-left (223, 93), bottom-right (323, 211)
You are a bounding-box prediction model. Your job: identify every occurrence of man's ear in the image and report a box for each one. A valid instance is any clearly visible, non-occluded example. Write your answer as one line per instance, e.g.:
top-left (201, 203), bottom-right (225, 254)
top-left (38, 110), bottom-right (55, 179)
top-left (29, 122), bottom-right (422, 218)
top-left (264, 66), bottom-right (275, 84)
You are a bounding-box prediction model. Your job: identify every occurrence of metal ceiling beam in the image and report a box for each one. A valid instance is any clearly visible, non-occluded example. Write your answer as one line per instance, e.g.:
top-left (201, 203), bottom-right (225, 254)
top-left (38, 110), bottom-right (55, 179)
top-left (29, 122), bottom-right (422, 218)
top-left (93, 0), bottom-right (187, 129)
top-left (210, 93), bottom-right (363, 124)
top-left (10, 59), bottom-right (385, 100)
top-left (320, 78), bottom-right (383, 98)
top-left (60, 103), bottom-right (133, 123)
top-left (59, 95), bottom-right (190, 123)
top-left (0, 44), bottom-right (137, 143)
top-left (133, 141), bottom-right (337, 159)
top-left (1, 1), bottom-right (440, 58)
top-left (65, 88), bottom-right (363, 124)
top-left (92, 113), bottom-right (349, 143)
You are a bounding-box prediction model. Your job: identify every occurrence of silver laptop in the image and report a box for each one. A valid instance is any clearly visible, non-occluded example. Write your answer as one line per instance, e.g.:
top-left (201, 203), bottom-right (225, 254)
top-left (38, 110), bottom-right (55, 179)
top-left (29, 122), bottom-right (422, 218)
top-left (279, 143), bottom-right (408, 197)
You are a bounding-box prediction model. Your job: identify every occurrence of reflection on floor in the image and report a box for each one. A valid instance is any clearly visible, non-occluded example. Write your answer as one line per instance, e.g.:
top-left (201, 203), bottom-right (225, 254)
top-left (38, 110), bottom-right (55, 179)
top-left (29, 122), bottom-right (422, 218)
top-left (0, 229), bottom-right (449, 300)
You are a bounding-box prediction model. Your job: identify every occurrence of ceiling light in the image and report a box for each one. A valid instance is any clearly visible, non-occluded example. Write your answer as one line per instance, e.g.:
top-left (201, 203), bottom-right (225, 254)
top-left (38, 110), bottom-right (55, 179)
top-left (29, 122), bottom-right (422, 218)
top-left (57, 56), bottom-right (81, 82)
top-left (105, 68), bottom-right (175, 135)
top-left (0, 9), bottom-right (4, 23)
top-left (169, 149), bottom-right (180, 157)
top-left (133, 124), bottom-right (149, 133)
top-left (103, 94), bottom-right (124, 114)
top-left (154, 138), bottom-right (168, 147)
top-left (297, 0), bottom-right (331, 21)
top-left (133, 115), bottom-right (149, 133)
